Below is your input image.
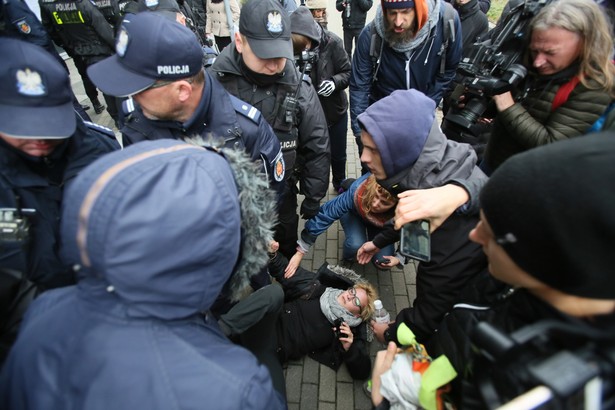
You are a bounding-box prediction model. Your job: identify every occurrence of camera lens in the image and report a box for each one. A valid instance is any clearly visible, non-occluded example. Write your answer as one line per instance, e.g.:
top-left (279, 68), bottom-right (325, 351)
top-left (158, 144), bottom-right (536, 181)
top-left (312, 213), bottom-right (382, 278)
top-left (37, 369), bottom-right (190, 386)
top-left (444, 97), bottom-right (488, 130)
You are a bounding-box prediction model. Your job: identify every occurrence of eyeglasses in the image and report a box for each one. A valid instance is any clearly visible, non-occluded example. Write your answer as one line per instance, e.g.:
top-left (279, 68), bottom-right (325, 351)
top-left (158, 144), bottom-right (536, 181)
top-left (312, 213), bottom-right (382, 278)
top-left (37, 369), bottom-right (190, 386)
top-left (348, 287), bottom-right (362, 312)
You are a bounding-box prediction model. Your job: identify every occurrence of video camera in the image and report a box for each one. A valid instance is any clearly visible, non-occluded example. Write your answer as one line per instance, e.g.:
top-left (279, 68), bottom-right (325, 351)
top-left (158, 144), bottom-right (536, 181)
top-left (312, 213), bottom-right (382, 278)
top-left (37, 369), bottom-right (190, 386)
top-left (471, 321), bottom-right (615, 409)
top-left (442, 0), bottom-right (553, 133)
top-left (294, 50), bottom-right (318, 76)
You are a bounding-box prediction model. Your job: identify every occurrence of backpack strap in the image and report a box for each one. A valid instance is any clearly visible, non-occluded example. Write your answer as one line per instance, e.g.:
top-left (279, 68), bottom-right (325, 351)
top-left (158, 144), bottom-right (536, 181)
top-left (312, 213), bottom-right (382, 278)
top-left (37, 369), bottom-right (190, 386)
top-left (439, 1), bottom-right (456, 75)
top-left (589, 101), bottom-right (615, 133)
top-left (551, 75), bottom-right (580, 111)
top-left (369, 23), bottom-right (384, 82)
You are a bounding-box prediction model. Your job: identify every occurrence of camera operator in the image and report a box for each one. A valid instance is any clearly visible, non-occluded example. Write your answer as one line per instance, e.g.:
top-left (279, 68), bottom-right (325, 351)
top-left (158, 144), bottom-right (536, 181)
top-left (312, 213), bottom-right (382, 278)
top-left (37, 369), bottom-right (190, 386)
top-left (481, 0), bottom-right (615, 174)
top-left (291, 6), bottom-right (352, 193)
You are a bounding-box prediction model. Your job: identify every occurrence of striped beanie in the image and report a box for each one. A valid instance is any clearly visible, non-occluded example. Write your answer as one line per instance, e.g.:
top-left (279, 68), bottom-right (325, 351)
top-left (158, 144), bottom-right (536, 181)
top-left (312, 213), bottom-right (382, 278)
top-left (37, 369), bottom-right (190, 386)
top-left (381, 0), bottom-right (415, 9)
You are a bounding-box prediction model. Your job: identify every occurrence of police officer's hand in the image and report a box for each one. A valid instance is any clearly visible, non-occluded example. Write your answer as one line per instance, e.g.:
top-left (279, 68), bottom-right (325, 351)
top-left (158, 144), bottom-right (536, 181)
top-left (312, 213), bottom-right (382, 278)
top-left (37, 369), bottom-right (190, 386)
top-left (317, 80), bottom-right (336, 97)
top-left (300, 198), bottom-right (320, 220)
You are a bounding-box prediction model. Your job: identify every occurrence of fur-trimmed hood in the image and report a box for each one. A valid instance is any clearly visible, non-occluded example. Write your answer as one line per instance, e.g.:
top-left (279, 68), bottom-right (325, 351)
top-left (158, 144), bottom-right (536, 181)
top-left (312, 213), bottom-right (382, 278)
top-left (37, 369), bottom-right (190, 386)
top-left (60, 139), bottom-right (276, 320)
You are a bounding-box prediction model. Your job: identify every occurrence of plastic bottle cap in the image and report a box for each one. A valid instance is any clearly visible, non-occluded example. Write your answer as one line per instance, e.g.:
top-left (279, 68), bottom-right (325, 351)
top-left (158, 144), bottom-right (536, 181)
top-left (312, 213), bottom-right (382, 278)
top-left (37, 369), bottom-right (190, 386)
top-left (374, 300), bottom-right (383, 310)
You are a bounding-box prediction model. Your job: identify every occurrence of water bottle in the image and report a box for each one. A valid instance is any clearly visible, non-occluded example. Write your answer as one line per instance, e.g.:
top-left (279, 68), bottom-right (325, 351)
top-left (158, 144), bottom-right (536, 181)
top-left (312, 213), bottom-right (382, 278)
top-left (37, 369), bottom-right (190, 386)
top-left (373, 300), bottom-right (390, 324)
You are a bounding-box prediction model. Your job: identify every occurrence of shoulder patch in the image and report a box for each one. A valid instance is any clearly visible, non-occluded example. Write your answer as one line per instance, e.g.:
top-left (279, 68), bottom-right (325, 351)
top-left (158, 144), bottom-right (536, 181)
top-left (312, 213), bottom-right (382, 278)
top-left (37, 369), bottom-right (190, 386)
top-left (122, 97), bottom-right (136, 116)
top-left (273, 150), bottom-right (285, 182)
top-left (230, 94), bottom-right (261, 124)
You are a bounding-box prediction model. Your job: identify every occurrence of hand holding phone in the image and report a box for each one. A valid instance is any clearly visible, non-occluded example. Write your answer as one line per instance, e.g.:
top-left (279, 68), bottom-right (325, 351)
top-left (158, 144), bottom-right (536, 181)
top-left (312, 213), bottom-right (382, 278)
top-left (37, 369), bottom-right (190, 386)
top-left (375, 257), bottom-right (390, 265)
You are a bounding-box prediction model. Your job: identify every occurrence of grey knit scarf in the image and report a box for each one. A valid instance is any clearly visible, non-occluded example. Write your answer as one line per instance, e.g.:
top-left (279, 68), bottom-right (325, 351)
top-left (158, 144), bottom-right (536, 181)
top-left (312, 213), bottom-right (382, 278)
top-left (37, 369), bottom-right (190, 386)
top-left (319, 288), bottom-right (363, 328)
top-left (374, 0), bottom-right (441, 54)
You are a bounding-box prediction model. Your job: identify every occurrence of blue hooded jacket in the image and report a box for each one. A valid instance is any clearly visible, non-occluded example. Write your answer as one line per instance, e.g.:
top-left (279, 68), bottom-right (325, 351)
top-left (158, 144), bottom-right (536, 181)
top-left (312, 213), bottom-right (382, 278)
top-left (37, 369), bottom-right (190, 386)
top-left (0, 140), bottom-right (284, 409)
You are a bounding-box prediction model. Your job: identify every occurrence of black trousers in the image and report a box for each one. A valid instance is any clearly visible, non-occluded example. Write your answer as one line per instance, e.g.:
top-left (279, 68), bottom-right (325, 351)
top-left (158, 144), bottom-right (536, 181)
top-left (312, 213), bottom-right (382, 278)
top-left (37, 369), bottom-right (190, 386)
top-left (274, 187), bottom-right (299, 259)
top-left (219, 285), bottom-right (286, 396)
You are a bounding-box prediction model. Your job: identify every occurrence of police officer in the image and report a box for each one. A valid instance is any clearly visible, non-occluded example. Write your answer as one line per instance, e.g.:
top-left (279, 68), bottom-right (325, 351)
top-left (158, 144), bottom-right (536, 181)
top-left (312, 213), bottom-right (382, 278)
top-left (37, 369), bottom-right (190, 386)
top-left (39, 0), bottom-right (120, 124)
top-left (132, 0), bottom-right (205, 45)
top-left (0, 37), bottom-right (120, 290)
top-left (0, 0), bottom-right (91, 120)
top-left (87, 12), bottom-right (285, 202)
top-left (210, 0), bottom-right (330, 259)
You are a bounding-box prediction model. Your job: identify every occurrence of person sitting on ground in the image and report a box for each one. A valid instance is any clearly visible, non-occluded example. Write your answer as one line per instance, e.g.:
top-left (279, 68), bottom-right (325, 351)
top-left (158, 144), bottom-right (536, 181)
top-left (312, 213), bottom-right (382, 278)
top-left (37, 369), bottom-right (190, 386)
top-left (286, 174), bottom-right (398, 278)
top-left (217, 241), bottom-right (378, 396)
top-left (375, 133), bottom-right (615, 409)
top-left (0, 139), bottom-right (284, 409)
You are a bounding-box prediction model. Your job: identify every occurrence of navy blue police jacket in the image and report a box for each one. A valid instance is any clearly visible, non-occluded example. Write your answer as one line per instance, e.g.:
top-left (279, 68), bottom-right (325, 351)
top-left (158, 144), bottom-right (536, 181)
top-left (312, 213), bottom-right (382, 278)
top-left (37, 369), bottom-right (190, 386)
top-left (0, 119), bottom-right (120, 289)
top-left (121, 70), bottom-right (286, 203)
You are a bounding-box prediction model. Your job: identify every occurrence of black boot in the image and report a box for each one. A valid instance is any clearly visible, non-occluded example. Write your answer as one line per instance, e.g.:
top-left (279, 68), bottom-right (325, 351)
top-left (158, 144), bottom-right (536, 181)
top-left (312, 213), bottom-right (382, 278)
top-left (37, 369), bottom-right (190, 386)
top-left (92, 100), bottom-right (105, 114)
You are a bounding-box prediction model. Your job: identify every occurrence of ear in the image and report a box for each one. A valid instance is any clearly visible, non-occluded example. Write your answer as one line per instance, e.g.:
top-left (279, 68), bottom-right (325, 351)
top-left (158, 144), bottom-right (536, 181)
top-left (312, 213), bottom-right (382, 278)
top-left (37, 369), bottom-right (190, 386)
top-left (234, 32), bottom-right (243, 53)
top-left (176, 80), bottom-right (193, 103)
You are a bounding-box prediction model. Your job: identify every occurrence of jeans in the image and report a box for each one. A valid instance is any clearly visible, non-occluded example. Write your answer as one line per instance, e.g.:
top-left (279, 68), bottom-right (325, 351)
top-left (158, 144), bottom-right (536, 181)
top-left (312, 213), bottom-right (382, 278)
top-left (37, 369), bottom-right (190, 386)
top-left (340, 211), bottom-right (395, 261)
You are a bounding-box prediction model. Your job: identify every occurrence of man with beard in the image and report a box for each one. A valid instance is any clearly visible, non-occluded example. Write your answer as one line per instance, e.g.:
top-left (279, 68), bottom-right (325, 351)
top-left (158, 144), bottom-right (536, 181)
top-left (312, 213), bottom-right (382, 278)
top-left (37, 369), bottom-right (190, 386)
top-left (349, 0), bottom-right (461, 163)
top-left (210, 0), bottom-right (331, 260)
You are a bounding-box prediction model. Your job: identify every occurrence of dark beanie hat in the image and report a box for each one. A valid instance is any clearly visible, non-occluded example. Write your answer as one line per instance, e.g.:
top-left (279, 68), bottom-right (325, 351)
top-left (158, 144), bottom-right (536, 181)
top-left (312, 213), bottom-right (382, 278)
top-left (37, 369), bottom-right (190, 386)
top-left (480, 133), bottom-right (615, 300)
top-left (291, 6), bottom-right (321, 44)
top-left (381, 0), bottom-right (415, 9)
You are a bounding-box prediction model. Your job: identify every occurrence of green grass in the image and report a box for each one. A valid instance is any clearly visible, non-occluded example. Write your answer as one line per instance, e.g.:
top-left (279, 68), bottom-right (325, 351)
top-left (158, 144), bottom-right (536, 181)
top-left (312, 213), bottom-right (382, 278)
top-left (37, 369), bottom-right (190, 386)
top-left (487, 0), bottom-right (507, 24)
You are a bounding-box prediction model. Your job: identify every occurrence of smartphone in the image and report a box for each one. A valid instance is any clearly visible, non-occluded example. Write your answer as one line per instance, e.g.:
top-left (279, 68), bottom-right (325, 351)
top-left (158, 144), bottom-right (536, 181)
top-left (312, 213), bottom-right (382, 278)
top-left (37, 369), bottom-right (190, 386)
top-left (375, 257), bottom-right (390, 265)
top-left (399, 219), bottom-right (431, 262)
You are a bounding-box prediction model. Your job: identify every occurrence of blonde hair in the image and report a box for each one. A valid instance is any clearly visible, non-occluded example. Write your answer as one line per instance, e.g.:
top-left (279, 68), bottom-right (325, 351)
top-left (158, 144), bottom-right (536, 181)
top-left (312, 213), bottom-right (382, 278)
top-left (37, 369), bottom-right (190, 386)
top-left (355, 282), bottom-right (378, 321)
top-left (531, 0), bottom-right (615, 97)
top-left (361, 175), bottom-right (398, 214)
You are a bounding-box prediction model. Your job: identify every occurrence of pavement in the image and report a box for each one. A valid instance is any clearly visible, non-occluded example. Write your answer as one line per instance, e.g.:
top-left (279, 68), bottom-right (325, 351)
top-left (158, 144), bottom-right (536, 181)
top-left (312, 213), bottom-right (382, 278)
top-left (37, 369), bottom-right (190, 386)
top-left (65, 26), bottom-right (419, 410)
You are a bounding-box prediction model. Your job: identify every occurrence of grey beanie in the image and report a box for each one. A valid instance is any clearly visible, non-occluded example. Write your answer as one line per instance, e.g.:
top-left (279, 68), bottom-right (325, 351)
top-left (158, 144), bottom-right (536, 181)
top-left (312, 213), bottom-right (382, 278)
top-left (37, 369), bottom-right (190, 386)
top-left (291, 6), bottom-right (321, 43)
top-left (480, 133), bottom-right (615, 300)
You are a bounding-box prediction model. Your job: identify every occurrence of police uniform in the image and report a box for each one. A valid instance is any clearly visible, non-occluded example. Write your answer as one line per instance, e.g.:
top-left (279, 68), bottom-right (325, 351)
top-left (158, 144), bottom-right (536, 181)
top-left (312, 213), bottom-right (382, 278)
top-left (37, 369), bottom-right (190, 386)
top-left (210, 0), bottom-right (330, 258)
top-left (0, 0), bottom-right (92, 120)
top-left (122, 70), bottom-right (286, 200)
top-left (0, 38), bottom-right (120, 289)
top-left (39, 0), bottom-right (119, 121)
top-left (91, 0), bottom-right (122, 28)
top-left (131, 0), bottom-right (206, 46)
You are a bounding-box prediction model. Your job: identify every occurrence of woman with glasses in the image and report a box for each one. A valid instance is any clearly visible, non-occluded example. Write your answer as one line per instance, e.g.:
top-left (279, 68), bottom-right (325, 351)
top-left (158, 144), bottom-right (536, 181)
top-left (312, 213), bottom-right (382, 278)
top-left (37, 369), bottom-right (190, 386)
top-left (217, 241), bottom-right (378, 396)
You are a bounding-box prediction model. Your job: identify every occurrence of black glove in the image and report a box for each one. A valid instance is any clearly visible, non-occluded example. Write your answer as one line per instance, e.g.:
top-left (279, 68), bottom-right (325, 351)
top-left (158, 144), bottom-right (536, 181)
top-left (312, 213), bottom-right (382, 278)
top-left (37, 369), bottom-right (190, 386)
top-left (300, 198), bottom-right (320, 220)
